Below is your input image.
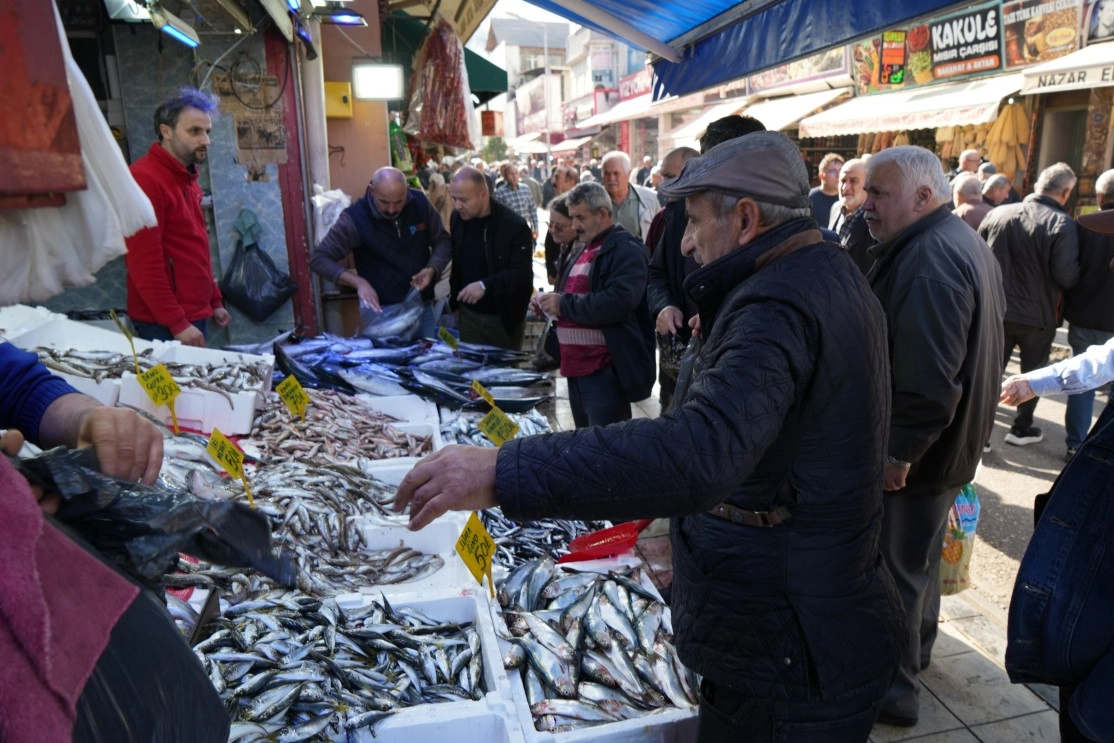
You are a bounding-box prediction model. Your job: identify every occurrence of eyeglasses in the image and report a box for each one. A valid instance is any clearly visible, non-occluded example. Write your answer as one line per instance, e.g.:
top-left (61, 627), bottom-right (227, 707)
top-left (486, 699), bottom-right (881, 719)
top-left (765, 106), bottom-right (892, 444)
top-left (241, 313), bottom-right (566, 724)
top-left (825, 168), bottom-right (841, 175)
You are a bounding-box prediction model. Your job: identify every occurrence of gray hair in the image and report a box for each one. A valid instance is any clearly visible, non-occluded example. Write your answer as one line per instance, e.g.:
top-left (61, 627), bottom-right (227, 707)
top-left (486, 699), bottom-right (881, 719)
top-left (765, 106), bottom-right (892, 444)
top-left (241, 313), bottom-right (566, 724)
top-left (983, 174), bottom-right (1011, 194)
top-left (1096, 169), bottom-right (1114, 201)
top-left (566, 182), bottom-right (613, 214)
top-left (868, 146), bottom-right (951, 204)
top-left (428, 172), bottom-right (445, 188)
top-left (601, 150), bottom-right (631, 173)
top-left (1034, 162), bottom-right (1077, 196)
top-left (705, 191), bottom-right (812, 229)
top-left (953, 174), bottom-right (983, 202)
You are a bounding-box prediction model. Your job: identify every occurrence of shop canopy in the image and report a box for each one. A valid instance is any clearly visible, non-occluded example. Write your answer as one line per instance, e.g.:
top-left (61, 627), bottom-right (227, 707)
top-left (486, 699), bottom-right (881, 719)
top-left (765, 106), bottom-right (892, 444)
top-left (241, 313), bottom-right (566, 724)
top-left (577, 94), bottom-right (655, 128)
top-left (798, 75), bottom-right (1023, 138)
top-left (668, 98), bottom-right (750, 150)
top-left (381, 15), bottom-right (508, 104)
top-left (550, 136), bottom-right (593, 152)
top-left (741, 87), bottom-right (850, 133)
top-left (1020, 41), bottom-right (1114, 96)
top-left (523, 0), bottom-right (963, 98)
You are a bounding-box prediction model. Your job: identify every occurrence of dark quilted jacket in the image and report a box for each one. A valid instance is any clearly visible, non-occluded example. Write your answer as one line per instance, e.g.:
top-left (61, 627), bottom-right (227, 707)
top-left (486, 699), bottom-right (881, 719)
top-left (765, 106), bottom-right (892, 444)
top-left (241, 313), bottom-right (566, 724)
top-left (496, 218), bottom-right (904, 701)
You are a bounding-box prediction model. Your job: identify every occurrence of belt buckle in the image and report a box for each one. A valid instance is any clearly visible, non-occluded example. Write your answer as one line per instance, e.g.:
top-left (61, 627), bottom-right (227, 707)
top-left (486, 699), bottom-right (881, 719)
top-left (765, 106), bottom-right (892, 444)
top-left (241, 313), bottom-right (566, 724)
top-left (751, 510), bottom-right (776, 528)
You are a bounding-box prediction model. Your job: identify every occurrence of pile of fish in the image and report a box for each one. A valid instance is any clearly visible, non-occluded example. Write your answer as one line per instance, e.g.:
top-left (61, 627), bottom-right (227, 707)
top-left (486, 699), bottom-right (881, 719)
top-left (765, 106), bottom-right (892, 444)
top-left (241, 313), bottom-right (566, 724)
top-left (241, 389), bottom-right (430, 466)
top-left (497, 559), bottom-right (697, 732)
top-left (440, 409), bottom-right (552, 447)
top-left (180, 592), bottom-right (486, 741)
top-left (481, 508), bottom-right (611, 568)
top-left (33, 346), bottom-right (270, 400)
top-left (238, 460), bottom-right (441, 595)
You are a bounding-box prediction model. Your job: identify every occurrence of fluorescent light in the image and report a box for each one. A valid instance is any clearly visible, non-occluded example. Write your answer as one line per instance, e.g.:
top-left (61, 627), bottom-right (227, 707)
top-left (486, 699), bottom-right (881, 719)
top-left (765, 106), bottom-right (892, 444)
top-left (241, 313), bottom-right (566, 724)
top-left (149, 6), bottom-right (201, 48)
top-left (103, 0), bottom-right (150, 22)
top-left (286, 0), bottom-right (301, 12)
top-left (353, 63), bottom-right (404, 100)
top-left (317, 9), bottom-right (366, 25)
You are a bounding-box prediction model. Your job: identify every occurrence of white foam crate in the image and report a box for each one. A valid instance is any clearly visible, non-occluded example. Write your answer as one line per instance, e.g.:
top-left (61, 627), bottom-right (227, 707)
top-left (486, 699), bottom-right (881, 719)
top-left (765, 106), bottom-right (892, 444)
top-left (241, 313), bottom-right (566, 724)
top-left (392, 421), bottom-right (444, 454)
top-left (501, 557), bottom-right (699, 743)
top-left (118, 344), bottom-right (274, 435)
top-left (7, 316), bottom-right (163, 406)
top-left (336, 591), bottom-right (526, 743)
top-left (356, 393), bottom-right (439, 425)
top-left (0, 304), bottom-right (61, 338)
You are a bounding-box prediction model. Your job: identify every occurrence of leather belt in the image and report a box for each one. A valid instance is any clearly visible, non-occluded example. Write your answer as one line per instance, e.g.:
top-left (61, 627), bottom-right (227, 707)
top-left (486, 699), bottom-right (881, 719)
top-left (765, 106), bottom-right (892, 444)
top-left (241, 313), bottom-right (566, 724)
top-left (708, 502), bottom-right (792, 527)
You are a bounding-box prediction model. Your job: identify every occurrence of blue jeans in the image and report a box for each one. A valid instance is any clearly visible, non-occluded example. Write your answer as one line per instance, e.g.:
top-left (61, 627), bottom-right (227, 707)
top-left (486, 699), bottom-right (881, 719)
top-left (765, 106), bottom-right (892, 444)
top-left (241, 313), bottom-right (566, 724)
top-left (1065, 325), bottom-right (1114, 449)
top-left (131, 319), bottom-right (207, 343)
top-left (567, 364), bottom-right (631, 428)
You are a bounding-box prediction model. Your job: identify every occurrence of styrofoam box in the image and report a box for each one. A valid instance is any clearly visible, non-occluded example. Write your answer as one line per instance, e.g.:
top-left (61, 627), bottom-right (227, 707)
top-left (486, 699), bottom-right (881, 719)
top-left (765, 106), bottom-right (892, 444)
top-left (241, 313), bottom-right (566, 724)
top-left (0, 304), bottom-right (61, 338)
top-left (392, 421), bottom-right (444, 454)
top-left (337, 591), bottom-right (526, 743)
top-left (7, 316), bottom-right (162, 406)
top-left (503, 557), bottom-right (699, 743)
top-left (356, 393), bottom-right (439, 425)
top-left (118, 344), bottom-right (274, 435)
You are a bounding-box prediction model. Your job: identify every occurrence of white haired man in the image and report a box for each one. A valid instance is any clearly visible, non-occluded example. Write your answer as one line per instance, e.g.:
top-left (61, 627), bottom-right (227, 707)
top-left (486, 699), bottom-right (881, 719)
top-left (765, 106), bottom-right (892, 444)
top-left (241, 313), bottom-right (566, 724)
top-left (982, 174), bottom-right (1012, 207)
top-left (864, 145), bottom-right (1005, 727)
top-left (952, 173), bottom-right (992, 231)
top-left (980, 162), bottom-right (1080, 448)
top-left (601, 150), bottom-right (661, 244)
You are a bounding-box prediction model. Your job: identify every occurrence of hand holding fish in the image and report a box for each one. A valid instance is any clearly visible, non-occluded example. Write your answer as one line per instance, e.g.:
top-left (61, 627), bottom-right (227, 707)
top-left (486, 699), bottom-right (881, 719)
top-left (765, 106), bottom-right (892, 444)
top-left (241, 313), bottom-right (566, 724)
top-left (394, 445), bottom-right (499, 530)
top-left (355, 279), bottom-right (381, 313)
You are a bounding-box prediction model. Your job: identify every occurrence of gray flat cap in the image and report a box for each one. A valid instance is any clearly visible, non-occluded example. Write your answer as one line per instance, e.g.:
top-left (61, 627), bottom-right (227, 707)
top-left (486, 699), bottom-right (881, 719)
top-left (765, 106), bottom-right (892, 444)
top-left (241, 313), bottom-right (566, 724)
top-left (658, 131), bottom-right (810, 209)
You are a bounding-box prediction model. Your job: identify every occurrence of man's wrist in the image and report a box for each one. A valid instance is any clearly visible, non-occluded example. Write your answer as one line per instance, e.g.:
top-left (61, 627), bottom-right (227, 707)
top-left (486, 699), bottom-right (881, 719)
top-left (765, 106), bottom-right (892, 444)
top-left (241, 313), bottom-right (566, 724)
top-left (478, 281), bottom-right (486, 291)
top-left (886, 456), bottom-right (911, 468)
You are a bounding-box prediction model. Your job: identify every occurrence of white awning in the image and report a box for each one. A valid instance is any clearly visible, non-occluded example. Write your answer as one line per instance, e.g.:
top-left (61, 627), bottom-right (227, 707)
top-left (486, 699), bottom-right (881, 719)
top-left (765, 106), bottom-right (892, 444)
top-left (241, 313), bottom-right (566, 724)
top-left (1020, 42), bottom-right (1114, 95)
top-left (577, 95), bottom-right (654, 128)
top-left (550, 136), bottom-right (593, 152)
top-left (667, 99), bottom-right (750, 150)
top-left (740, 87), bottom-right (851, 132)
top-left (509, 132), bottom-right (542, 147)
top-left (798, 75), bottom-right (1023, 138)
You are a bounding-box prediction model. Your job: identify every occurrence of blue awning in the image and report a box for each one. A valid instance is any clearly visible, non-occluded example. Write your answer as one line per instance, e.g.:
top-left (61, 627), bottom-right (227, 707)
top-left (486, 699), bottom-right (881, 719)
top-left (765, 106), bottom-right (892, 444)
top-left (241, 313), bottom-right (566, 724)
top-left (525, 0), bottom-right (966, 98)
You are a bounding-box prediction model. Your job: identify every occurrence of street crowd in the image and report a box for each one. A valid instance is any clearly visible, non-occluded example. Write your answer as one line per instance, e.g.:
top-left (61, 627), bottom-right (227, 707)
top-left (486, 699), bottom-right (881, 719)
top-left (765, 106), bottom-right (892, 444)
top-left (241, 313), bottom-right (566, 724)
top-left (4, 87), bottom-right (1114, 742)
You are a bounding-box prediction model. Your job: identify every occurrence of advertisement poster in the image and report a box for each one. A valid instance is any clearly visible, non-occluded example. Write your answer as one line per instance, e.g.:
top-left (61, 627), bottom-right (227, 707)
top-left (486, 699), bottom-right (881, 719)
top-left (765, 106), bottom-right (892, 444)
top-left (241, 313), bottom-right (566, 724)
top-left (852, 1), bottom-right (1003, 93)
top-left (1002, 0), bottom-right (1082, 68)
top-left (1084, 0), bottom-right (1114, 44)
top-left (746, 47), bottom-right (848, 94)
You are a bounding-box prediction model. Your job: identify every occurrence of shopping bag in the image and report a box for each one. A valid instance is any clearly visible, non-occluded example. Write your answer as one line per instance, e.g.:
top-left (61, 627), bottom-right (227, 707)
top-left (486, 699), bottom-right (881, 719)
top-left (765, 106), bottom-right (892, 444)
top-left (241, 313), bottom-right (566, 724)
top-left (219, 239), bottom-right (298, 322)
top-left (941, 482), bottom-right (980, 596)
top-left (531, 317), bottom-right (560, 371)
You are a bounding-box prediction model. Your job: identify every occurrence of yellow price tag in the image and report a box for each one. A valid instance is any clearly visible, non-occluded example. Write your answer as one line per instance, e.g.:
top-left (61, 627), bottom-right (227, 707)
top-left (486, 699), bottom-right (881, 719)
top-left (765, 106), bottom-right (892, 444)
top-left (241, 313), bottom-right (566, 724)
top-left (456, 512), bottom-right (496, 598)
top-left (207, 428), bottom-right (254, 507)
top-left (137, 363), bottom-right (181, 433)
top-left (438, 326), bottom-right (459, 350)
top-left (275, 375), bottom-right (309, 420)
top-left (109, 309), bottom-right (141, 374)
top-left (477, 407), bottom-right (519, 447)
top-left (471, 379), bottom-right (497, 409)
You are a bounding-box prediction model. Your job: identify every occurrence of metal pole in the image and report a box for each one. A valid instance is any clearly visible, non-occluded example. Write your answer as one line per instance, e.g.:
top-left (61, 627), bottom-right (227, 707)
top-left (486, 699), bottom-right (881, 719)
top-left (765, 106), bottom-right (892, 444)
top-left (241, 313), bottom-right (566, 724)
top-left (543, 24), bottom-right (553, 177)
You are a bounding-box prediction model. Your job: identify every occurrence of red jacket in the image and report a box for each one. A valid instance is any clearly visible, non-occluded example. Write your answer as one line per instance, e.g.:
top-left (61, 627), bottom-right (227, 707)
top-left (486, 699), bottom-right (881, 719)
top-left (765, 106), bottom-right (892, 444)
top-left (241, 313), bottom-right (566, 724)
top-left (125, 143), bottom-right (222, 334)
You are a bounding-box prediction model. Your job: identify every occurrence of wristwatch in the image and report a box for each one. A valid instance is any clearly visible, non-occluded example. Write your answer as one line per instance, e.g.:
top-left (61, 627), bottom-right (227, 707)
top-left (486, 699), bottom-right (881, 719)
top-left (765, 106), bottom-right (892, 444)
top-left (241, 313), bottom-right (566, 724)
top-left (479, 281), bottom-right (487, 291)
top-left (886, 456), bottom-right (911, 468)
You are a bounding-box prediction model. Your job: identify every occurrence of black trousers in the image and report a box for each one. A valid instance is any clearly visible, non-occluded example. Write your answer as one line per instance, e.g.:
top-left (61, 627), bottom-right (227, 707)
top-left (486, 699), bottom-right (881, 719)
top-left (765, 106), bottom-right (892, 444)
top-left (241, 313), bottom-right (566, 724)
top-left (1002, 320), bottom-right (1057, 431)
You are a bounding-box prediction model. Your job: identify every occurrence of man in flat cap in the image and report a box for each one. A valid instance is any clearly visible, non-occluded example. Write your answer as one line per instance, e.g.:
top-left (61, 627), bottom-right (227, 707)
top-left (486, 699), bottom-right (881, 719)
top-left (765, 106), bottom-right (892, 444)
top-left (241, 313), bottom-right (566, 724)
top-left (395, 132), bottom-right (904, 741)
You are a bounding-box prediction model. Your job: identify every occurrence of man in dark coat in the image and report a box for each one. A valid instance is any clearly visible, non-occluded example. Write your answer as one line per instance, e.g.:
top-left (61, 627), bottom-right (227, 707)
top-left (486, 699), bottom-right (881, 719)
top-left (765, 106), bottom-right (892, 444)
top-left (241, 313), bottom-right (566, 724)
top-left (864, 145), bottom-right (1006, 727)
top-left (979, 162), bottom-right (1080, 447)
top-left (396, 132), bottom-right (904, 742)
top-left (534, 182), bottom-right (654, 426)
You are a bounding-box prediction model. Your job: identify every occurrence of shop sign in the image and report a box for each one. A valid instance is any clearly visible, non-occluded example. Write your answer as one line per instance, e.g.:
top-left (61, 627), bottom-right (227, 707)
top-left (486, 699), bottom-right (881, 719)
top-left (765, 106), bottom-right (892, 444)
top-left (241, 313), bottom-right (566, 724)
top-left (619, 68), bottom-right (653, 100)
top-left (1025, 59), bottom-right (1114, 90)
top-left (851, 1), bottom-right (1004, 94)
top-left (1003, 0), bottom-right (1083, 69)
top-left (746, 47), bottom-right (850, 94)
top-left (1083, 0), bottom-right (1114, 44)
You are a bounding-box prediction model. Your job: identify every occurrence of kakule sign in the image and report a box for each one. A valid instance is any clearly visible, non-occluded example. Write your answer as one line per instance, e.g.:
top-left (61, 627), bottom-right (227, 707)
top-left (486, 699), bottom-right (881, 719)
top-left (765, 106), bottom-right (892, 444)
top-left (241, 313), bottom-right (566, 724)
top-left (930, 2), bottom-right (1004, 78)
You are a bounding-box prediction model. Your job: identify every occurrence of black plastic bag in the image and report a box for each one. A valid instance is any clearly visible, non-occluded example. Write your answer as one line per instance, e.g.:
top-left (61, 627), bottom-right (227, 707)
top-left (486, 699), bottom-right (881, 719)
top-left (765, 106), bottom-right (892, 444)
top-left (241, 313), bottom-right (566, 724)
top-left (219, 240), bottom-right (298, 322)
top-left (11, 447), bottom-right (296, 590)
top-left (531, 318), bottom-right (560, 371)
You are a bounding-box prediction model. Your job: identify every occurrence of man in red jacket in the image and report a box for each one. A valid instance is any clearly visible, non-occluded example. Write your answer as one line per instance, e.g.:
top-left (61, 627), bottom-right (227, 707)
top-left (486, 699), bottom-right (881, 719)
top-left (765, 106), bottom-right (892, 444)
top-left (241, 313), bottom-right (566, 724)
top-left (125, 89), bottom-right (230, 346)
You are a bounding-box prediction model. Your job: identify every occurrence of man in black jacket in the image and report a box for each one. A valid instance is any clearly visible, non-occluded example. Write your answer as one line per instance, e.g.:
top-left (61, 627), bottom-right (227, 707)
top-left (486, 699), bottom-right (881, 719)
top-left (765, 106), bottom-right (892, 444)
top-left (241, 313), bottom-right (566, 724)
top-left (1062, 168), bottom-right (1114, 459)
top-left (448, 167), bottom-right (534, 350)
top-left (397, 132), bottom-right (904, 742)
top-left (310, 167), bottom-right (450, 338)
top-left (864, 146), bottom-right (1006, 727)
top-left (533, 182), bottom-right (654, 426)
top-left (980, 162), bottom-right (1080, 447)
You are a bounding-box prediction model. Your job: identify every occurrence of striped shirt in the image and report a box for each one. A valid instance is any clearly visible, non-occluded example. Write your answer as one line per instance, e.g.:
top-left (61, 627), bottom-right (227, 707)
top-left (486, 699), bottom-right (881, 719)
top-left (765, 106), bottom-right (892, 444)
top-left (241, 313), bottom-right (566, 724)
top-left (493, 183), bottom-right (538, 233)
top-left (557, 242), bottom-right (610, 378)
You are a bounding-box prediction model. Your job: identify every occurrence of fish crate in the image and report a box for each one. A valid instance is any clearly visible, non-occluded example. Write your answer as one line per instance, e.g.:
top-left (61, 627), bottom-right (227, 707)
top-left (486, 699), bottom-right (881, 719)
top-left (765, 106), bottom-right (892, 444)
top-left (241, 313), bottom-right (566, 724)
top-left (389, 421), bottom-right (444, 454)
top-left (337, 591), bottom-right (526, 743)
top-left (500, 557), bottom-right (699, 743)
top-left (6, 316), bottom-right (163, 406)
top-left (118, 344), bottom-right (274, 436)
top-left (0, 303), bottom-right (61, 338)
top-left (356, 393), bottom-right (440, 425)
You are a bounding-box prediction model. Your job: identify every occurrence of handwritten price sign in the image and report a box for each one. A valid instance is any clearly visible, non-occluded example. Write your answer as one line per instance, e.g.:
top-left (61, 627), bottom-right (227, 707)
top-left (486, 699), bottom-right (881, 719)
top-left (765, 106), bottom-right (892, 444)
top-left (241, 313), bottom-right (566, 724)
top-left (275, 375), bottom-right (309, 420)
top-left (438, 326), bottom-right (459, 351)
top-left (477, 407), bottom-right (519, 446)
top-left (471, 379), bottom-right (496, 408)
top-left (207, 428), bottom-right (255, 507)
top-left (137, 363), bottom-right (180, 433)
top-left (456, 512), bottom-right (496, 597)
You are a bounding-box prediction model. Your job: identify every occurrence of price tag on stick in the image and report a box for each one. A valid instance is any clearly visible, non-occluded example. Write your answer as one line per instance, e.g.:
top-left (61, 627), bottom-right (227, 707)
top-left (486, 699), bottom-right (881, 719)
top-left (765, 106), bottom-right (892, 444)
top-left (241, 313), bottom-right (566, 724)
top-left (471, 379), bottom-right (497, 409)
top-left (456, 512), bottom-right (496, 598)
top-left (438, 326), bottom-right (460, 356)
top-left (137, 363), bottom-right (181, 433)
top-left (207, 428), bottom-right (255, 507)
top-left (275, 375), bottom-right (309, 420)
top-left (477, 407), bottom-right (519, 446)
top-left (109, 309), bottom-right (142, 374)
